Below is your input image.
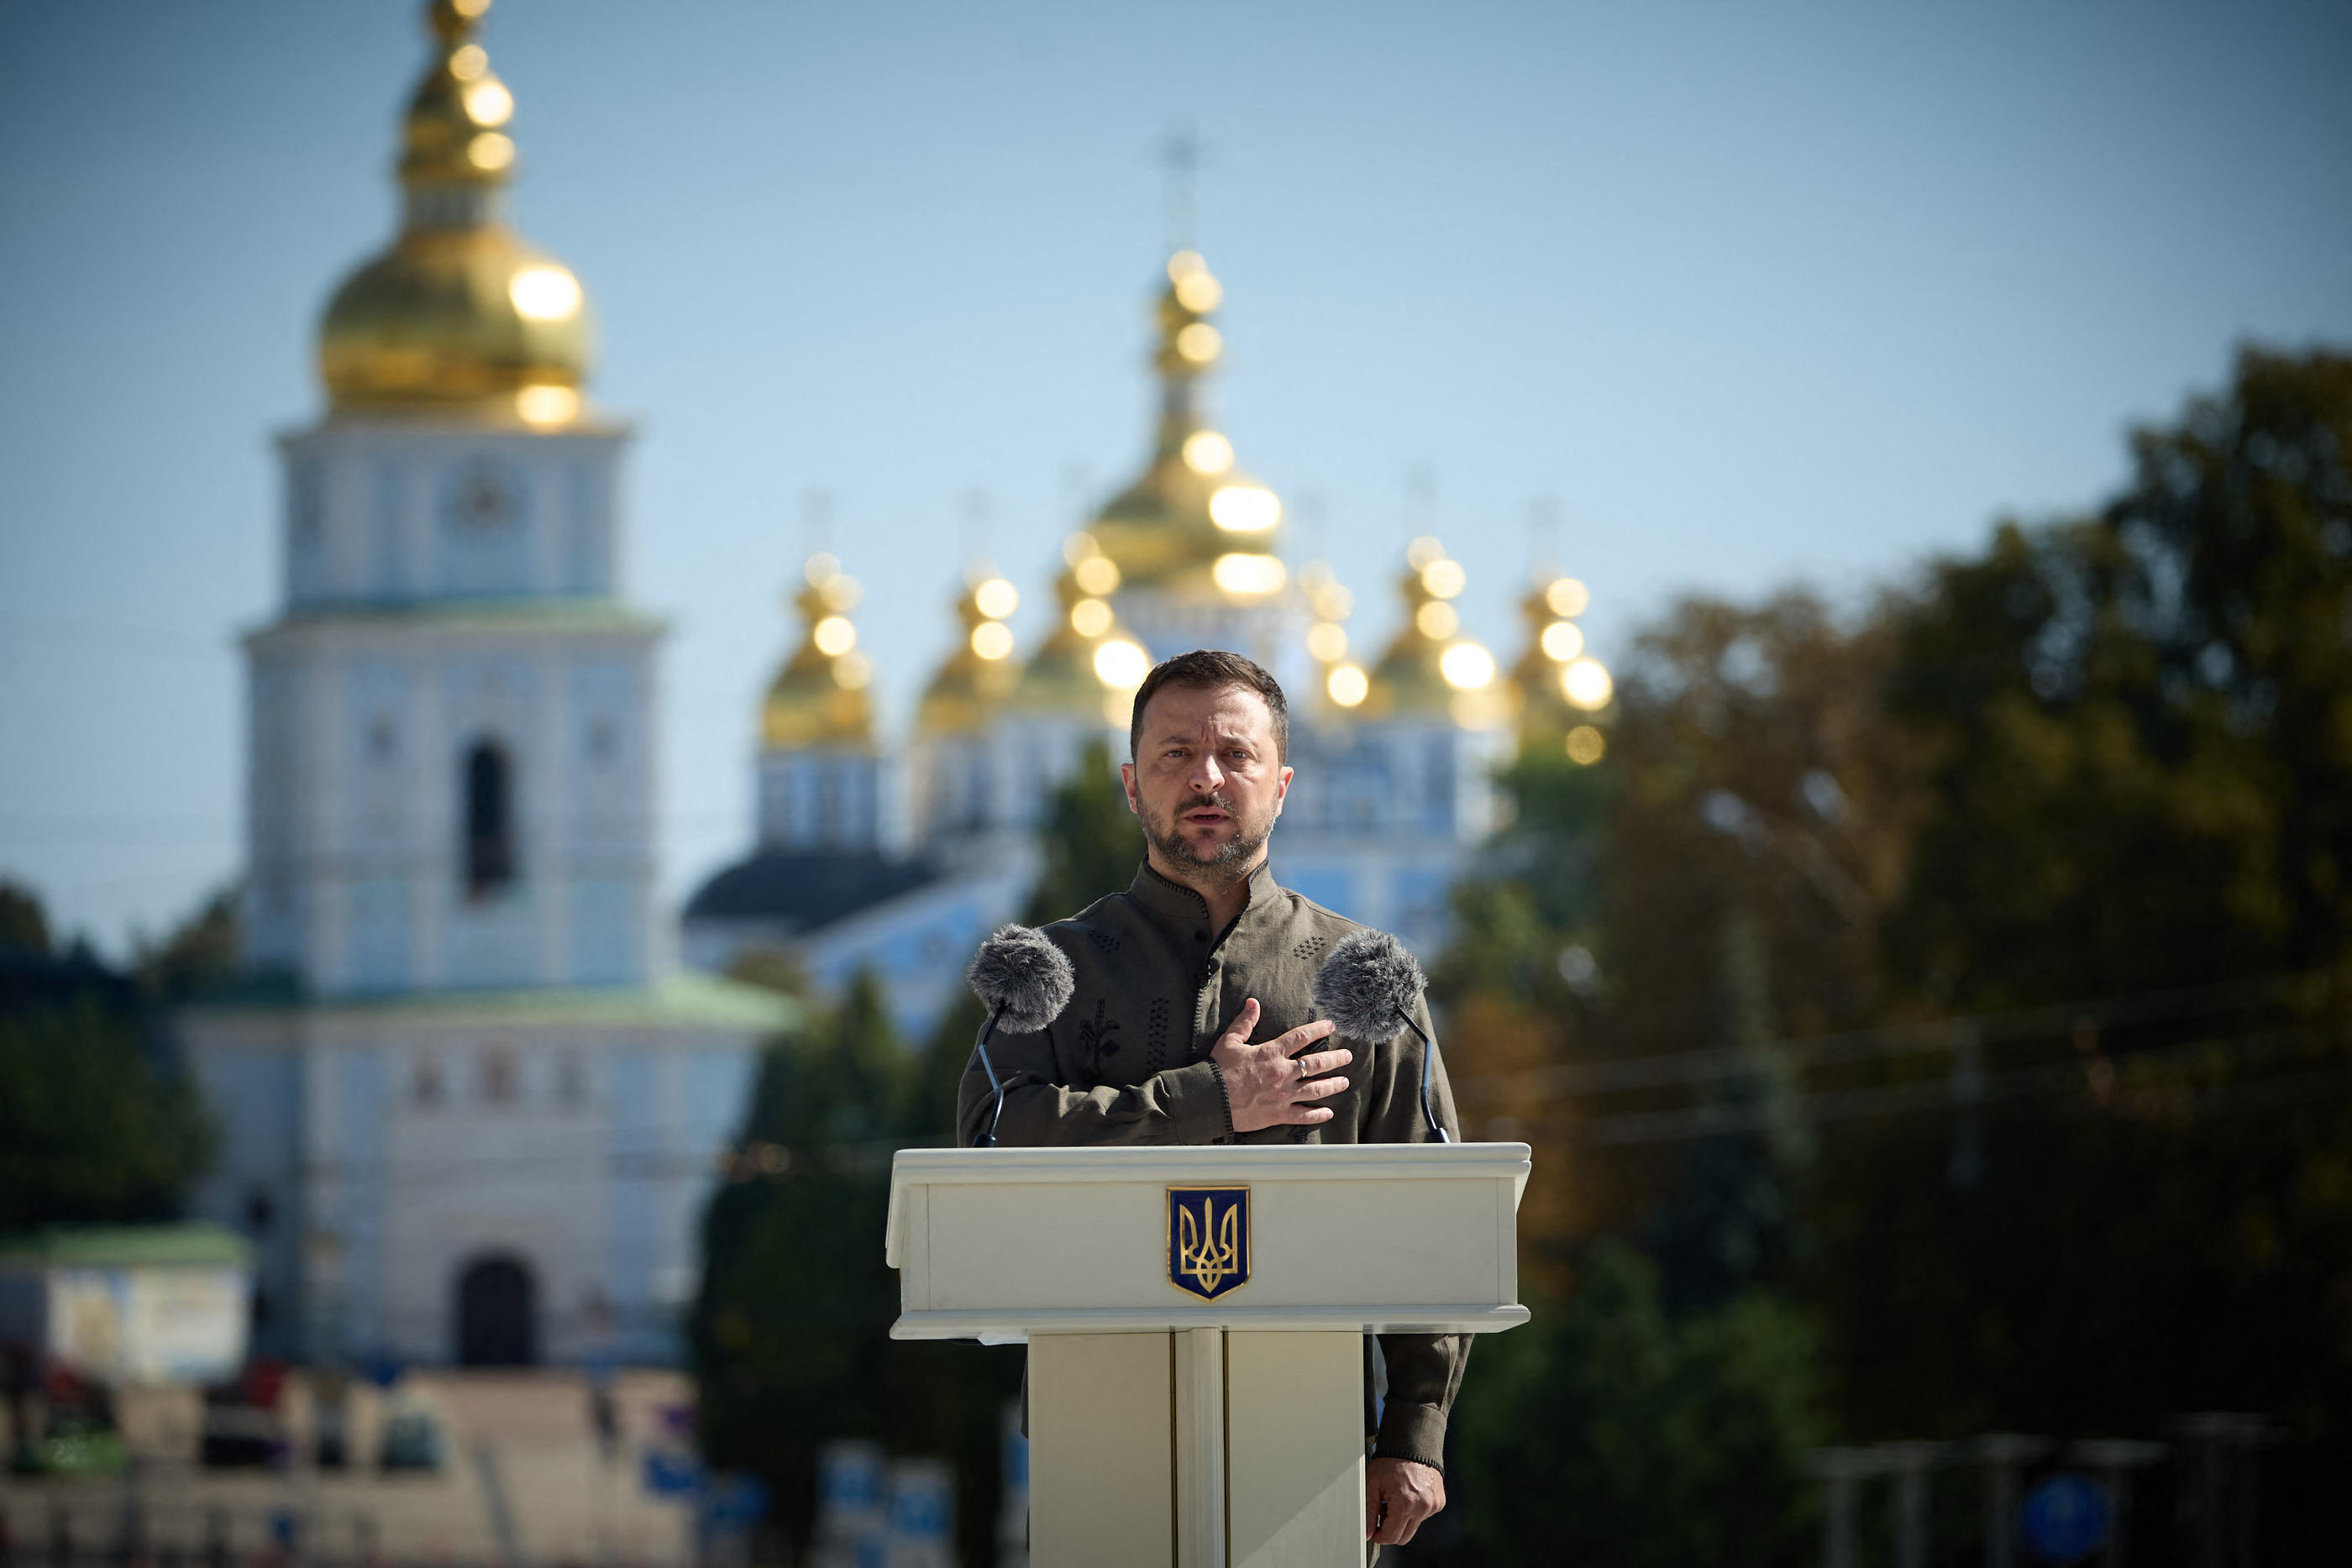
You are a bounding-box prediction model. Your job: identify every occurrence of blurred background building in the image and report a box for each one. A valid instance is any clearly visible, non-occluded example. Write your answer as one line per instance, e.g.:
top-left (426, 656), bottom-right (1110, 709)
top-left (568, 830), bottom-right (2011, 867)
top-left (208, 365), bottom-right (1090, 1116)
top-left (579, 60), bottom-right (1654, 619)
top-left (684, 244), bottom-right (1614, 1033)
top-left (162, 0), bottom-right (1625, 1368)
top-left (176, 0), bottom-right (790, 1371)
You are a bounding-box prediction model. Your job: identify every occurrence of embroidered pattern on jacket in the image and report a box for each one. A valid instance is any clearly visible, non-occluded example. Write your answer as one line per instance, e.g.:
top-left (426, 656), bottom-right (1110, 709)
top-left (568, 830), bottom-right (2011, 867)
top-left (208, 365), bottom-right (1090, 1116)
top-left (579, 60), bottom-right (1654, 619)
top-left (1075, 997), bottom-right (1122, 1062)
top-left (1146, 997), bottom-right (1170, 1072)
top-left (1290, 934), bottom-right (1328, 962)
top-left (1085, 927), bottom-right (1123, 956)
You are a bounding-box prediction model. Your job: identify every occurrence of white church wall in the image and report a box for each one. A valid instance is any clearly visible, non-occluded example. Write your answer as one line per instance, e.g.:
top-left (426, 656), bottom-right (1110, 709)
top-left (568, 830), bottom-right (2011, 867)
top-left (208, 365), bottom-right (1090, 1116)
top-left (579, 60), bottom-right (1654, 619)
top-left (246, 616), bottom-right (659, 997)
top-left (181, 1013), bottom-right (307, 1361)
top-left (277, 424), bottom-right (627, 610)
top-left (182, 1009), bottom-right (774, 1368)
top-left (244, 658), bottom-right (307, 971)
top-left (757, 747), bottom-right (882, 852)
top-left (603, 1048), bottom-right (666, 1361)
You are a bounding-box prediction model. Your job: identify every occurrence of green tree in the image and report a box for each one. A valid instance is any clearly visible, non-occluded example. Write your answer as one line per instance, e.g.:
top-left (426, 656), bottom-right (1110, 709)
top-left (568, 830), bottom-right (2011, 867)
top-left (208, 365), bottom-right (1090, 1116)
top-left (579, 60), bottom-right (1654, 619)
top-left (1429, 348), bottom-right (2352, 1559)
top-left (0, 999), bottom-right (216, 1234)
top-left (0, 879), bottom-right (50, 955)
top-left (133, 883), bottom-right (242, 1004)
top-left (1812, 349), bottom-right (2352, 1553)
top-left (1439, 592), bottom-right (1918, 1291)
top-left (0, 884), bottom-right (217, 1234)
top-left (1449, 1241), bottom-right (1824, 1568)
top-left (694, 971), bottom-right (906, 1544)
top-left (1884, 351), bottom-right (2352, 1007)
top-left (693, 970), bottom-right (1022, 1565)
top-left (1021, 738), bottom-right (1141, 925)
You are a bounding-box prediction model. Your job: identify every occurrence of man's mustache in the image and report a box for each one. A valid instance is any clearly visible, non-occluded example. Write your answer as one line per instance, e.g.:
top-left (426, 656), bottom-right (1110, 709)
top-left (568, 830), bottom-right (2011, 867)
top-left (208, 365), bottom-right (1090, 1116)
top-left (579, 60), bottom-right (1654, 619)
top-left (1173, 793), bottom-right (1237, 816)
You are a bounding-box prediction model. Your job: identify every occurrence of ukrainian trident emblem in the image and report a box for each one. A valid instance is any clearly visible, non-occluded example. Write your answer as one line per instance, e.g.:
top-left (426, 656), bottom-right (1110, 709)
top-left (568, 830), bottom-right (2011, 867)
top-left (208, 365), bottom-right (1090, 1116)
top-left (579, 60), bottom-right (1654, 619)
top-left (1168, 1187), bottom-right (1251, 1300)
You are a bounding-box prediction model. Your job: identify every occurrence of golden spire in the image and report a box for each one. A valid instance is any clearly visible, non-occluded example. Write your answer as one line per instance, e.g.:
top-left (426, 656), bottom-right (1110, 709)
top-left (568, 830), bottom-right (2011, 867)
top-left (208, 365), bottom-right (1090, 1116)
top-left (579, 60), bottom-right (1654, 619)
top-left (1505, 571), bottom-right (1611, 759)
top-left (1011, 535), bottom-right (1152, 728)
top-left (1298, 561), bottom-right (1369, 714)
top-left (1362, 538), bottom-right (1502, 727)
top-left (1509, 572), bottom-right (1604, 754)
top-left (402, 0), bottom-right (517, 189)
top-left (1086, 252), bottom-right (1286, 600)
top-left (761, 554), bottom-right (874, 749)
top-left (318, 0), bottom-right (596, 426)
top-left (916, 570), bottom-right (1024, 736)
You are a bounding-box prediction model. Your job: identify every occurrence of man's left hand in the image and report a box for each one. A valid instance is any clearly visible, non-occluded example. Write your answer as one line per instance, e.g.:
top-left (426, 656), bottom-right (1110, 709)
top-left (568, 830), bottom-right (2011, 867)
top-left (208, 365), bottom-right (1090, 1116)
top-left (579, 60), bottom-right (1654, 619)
top-left (1366, 1457), bottom-right (1445, 1545)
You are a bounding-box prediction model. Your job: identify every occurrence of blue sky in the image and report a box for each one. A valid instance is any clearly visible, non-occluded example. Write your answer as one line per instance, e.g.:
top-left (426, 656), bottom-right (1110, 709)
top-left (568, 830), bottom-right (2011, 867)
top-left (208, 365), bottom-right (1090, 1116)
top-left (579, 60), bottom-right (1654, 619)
top-left (3, 0), bottom-right (2347, 953)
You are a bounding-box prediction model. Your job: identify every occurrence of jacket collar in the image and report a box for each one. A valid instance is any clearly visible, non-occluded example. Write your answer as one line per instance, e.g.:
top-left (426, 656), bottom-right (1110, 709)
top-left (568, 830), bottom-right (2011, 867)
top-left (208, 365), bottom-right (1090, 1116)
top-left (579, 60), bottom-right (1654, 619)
top-left (1126, 857), bottom-right (1281, 933)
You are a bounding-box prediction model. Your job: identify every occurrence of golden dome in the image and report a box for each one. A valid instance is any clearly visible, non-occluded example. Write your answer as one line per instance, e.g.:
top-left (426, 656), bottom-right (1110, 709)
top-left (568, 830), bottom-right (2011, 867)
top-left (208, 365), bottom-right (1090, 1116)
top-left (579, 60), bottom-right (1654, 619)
top-left (1362, 538), bottom-right (1501, 726)
top-left (1011, 536), bottom-right (1151, 727)
top-left (761, 556), bottom-right (874, 749)
top-left (916, 574), bottom-right (1024, 736)
top-left (318, 0), bottom-right (596, 425)
top-left (1088, 251), bottom-right (1286, 598)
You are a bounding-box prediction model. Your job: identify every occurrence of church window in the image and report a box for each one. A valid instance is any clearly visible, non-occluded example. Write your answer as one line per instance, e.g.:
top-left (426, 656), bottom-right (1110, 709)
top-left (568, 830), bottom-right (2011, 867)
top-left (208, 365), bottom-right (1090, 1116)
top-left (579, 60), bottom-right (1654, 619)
top-left (480, 1046), bottom-right (517, 1106)
top-left (556, 1051), bottom-right (587, 1107)
top-left (244, 1184), bottom-right (275, 1234)
top-left (367, 717), bottom-right (398, 765)
top-left (586, 716), bottom-right (614, 766)
top-left (463, 740), bottom-right (518, 897)
top-left (413, 1055), bottom-right (444, 1107)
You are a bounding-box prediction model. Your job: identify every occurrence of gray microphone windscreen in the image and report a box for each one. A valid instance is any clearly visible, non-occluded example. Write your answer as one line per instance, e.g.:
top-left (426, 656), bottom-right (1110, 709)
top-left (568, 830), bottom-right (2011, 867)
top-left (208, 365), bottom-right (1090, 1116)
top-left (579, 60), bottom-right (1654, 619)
top-left (966, 924), bottom-right (1077, 1035)
top-left (1312, 929), bottom-right (1427, 1042)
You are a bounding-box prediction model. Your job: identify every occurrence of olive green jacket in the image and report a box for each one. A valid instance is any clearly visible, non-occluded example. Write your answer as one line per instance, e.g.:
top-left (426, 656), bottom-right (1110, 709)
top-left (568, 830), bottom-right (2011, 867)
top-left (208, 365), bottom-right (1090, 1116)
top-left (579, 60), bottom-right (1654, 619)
top-left (953, 859), bottom-right (1469, 1469)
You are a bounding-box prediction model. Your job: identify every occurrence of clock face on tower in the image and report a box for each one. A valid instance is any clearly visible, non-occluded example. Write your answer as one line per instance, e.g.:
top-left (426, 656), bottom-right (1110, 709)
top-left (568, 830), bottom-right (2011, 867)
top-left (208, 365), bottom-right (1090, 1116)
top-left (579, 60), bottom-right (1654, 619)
top-left (445, 459), bottom-right (517, 532)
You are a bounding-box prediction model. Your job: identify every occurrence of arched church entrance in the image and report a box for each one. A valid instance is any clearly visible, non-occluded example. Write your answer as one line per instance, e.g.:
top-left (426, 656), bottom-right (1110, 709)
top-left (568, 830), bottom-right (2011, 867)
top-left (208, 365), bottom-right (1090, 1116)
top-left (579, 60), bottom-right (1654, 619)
top-left (455, 1254), bottom-right (538, 1366)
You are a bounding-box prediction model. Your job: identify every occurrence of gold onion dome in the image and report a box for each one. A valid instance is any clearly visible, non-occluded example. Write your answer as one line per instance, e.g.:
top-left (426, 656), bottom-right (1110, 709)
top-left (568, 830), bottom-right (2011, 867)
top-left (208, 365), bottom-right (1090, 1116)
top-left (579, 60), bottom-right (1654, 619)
top-left (1362, 538), bottom-right (1501, 725)
top-left (916, 572), bottom-right (1024, 736)
top-left (761, 555), bottom-right (874, 748)
top-left (318, 0), bottom-right (596, 427)
top-left (1011, 536), bottom-right (1152, 727)
top-left (1088, 252), bottom-right (1287, 600)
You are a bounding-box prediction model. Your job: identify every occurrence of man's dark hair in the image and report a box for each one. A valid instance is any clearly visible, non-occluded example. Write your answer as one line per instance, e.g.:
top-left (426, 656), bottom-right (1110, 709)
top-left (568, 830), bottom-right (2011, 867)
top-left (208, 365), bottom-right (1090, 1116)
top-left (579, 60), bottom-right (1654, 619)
top-left (1127, 649), bottom-right (1289, 762)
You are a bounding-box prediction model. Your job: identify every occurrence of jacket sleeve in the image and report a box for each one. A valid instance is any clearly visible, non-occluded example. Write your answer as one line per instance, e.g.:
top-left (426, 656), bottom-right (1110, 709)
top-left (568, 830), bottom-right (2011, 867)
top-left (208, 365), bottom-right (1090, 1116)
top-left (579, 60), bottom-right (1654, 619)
top-left (1362, 992), bottom-right (1471, 1467)
top-left (954, 1020), bottom-right (1234, 1147)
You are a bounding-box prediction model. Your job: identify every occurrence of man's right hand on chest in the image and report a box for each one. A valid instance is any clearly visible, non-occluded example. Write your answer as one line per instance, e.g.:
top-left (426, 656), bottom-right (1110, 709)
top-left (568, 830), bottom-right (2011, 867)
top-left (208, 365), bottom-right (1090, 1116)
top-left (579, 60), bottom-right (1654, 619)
top-left (1207, 998), bottom-right (1353, 1133)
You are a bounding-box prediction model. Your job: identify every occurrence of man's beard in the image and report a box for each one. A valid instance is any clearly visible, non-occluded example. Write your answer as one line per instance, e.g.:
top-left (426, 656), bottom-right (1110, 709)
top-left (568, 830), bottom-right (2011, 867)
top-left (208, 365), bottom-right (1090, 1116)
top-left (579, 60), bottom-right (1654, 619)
top-left (1147, 790), bottom-right (1273, 886)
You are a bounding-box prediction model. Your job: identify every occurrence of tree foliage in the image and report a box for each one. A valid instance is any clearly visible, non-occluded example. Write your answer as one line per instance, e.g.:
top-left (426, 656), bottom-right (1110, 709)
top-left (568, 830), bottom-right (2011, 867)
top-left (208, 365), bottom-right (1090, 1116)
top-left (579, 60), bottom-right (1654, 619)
top-left (693, 970), bottom-right (1021, 1565)
top-left (0, 882), bottom-right (218, 1235)
top-left (1815, 350), bottom-right (2352, 1553)
top-left (1426, 348), bottom-right (2352, 1563)
top-left (1022, 737), bottom-right (1142, 925)
top-left (0, 880), bottom-right (50, 956)
top-left (1449, 1241), bottom-right (1823, 1568)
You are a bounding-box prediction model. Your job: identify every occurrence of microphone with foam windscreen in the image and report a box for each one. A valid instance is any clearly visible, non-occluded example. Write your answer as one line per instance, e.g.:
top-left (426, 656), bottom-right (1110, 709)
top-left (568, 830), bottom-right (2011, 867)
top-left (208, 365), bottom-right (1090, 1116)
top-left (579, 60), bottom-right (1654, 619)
top-left (1312, 930), bottom-right (1452, 1143)
top-left (963, 924), bottom-right (1078, 1147)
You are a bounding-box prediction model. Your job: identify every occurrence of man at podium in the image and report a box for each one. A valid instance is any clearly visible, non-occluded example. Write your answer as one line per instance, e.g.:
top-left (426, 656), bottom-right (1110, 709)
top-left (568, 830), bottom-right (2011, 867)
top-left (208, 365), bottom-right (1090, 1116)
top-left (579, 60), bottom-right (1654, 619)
top-left (954, 649), bottom-right (1467, 1550)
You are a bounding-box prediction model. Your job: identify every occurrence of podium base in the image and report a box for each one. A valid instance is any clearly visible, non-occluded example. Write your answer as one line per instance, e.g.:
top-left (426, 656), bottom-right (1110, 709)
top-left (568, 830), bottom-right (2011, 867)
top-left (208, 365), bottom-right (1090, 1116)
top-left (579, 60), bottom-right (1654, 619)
top-left (1028, 1329), bottom-right (1364, 1568)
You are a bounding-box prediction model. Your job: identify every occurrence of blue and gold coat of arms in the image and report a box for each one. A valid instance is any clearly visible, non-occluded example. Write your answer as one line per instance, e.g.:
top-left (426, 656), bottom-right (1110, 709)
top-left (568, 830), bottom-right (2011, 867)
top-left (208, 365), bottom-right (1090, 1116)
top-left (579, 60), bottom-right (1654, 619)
top-left (1168, 1186), bottom-right (1251, 1300)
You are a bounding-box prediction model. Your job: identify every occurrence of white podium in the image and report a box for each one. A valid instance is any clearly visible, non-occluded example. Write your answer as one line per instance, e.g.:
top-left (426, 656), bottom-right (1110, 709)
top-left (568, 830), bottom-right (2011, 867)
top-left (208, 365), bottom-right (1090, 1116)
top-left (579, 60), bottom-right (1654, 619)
top-left (886, 1143), bottom-right (1531, 1568)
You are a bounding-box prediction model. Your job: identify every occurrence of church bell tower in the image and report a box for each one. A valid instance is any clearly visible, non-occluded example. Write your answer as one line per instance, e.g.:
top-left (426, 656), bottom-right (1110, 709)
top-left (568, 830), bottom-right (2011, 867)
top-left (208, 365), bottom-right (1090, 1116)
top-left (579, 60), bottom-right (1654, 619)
top-left (243, 0), bottom-right (660, 994)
